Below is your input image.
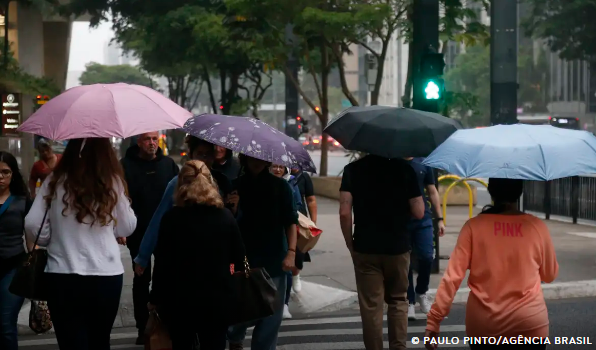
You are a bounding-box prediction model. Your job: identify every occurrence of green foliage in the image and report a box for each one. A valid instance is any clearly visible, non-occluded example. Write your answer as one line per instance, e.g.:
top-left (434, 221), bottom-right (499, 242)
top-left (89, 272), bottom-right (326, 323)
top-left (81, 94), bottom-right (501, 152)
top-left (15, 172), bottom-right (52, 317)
top-left (523, 0), bottom-right (596, 62)
top-left (443, 43), bottom-right (550, 126)
top-left (79, 62), bottom-right (155, 86)
top-left (0, 38), bottom-right (59, 96)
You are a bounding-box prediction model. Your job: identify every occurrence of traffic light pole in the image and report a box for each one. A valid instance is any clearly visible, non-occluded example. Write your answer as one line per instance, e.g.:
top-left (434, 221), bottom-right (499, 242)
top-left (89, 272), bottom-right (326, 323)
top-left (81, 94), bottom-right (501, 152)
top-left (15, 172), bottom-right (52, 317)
top-left (285, 24), bottom-right (300, 140)
top-left (490, 0), bottom-right (518, 125)
top-left (412, 0), bottom-right (442, 274)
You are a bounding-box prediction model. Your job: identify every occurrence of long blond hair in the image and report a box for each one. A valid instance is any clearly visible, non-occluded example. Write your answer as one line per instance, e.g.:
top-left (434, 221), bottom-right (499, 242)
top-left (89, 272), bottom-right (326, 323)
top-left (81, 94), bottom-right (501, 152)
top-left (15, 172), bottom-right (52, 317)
top-left (174, 160), bottom-right (223, 208)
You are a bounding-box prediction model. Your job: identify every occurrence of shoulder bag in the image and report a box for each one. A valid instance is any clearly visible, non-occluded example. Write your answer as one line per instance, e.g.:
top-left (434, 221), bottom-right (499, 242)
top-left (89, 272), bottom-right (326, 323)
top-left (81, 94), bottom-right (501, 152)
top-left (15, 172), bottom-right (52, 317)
top-left (228, 257), bottom-right (278, 326)
top-left (9, 206), bottom-right (50, 301)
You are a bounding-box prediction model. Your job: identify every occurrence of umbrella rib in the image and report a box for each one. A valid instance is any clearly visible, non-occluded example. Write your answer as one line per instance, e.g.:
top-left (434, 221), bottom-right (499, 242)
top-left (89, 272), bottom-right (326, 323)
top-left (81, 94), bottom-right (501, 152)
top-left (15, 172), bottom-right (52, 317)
top-left (133, 87), bottom-right (183, 129)
top-left (53, 88), bottom-right (96, 141)
top-left (343, 112), bottom-right (391, 151)
top-left (525, 131), bottom-right (548, 178)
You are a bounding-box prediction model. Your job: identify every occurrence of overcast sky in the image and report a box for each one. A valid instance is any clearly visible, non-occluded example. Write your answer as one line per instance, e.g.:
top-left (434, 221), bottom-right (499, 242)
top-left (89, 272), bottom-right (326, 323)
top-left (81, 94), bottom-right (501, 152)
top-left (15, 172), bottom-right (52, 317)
top-left (68, 21), bottom-right (113, 71)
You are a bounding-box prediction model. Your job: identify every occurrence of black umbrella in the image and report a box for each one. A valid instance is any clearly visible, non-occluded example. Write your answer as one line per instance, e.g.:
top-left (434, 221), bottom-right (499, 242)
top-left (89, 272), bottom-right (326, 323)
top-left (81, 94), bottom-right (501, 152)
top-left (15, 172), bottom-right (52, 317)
top-left (324, 106), bottom-right (462, 158)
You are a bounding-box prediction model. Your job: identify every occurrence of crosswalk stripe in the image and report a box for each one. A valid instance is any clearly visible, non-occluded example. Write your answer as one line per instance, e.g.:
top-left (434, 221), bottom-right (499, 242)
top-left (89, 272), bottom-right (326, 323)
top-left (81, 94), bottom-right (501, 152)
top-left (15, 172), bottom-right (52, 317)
top-left (247, 341), bottom-right (464, 349)
top-left (245, 325), bottom-right (465, 340)
top-left (281, 313), bottom-right (430, 326)
top-left (18, 314), bottom-right (464, 349)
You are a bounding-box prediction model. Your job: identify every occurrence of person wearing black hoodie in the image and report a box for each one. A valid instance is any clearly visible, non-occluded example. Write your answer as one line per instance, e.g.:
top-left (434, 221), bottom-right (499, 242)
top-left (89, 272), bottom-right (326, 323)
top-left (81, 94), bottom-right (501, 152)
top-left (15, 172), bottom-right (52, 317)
top-left (119, 131), bottom-right (179, 344)
top-left (213, 145), bottom-right (241, 180)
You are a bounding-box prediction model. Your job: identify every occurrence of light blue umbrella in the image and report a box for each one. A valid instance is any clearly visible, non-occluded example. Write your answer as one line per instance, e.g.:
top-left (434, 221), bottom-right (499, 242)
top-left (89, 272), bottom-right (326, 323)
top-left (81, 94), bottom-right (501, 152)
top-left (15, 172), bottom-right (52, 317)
top-left (422, 124), bottom-right (596, 180)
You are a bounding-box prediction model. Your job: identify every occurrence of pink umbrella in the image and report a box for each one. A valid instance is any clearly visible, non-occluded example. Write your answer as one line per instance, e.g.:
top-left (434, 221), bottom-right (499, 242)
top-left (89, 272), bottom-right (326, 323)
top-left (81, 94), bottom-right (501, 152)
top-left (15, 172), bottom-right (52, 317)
top-left (18, 83), bottom-right (192, 141)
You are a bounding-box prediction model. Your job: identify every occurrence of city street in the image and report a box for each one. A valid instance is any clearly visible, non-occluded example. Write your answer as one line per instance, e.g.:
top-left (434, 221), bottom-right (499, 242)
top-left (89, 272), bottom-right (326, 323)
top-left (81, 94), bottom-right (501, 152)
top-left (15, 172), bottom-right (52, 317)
top-left (17, 297), bottom-right (596, 349)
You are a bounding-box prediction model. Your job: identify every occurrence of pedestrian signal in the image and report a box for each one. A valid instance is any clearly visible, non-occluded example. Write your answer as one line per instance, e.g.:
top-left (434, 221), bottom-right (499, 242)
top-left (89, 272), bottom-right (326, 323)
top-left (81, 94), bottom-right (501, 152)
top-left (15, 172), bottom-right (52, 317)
top-left (422, 79), bottom-right (443, 100)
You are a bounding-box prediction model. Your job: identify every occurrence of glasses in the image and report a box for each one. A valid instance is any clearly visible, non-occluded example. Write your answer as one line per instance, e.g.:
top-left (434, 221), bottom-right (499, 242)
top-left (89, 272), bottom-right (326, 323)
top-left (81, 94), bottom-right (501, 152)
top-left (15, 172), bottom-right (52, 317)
top-left (0, 169), bottom-right (12, 178)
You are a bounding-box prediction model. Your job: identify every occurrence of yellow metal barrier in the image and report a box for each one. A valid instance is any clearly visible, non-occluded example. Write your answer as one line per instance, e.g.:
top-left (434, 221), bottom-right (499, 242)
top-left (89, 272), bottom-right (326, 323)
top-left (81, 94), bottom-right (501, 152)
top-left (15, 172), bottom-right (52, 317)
top-left (438, 175), bottom-right (488, 224)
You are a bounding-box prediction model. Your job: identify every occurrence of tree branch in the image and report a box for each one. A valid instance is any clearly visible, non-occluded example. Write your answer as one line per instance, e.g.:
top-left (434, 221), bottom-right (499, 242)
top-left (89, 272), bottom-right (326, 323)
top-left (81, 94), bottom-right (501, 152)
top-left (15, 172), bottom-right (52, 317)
top-left (283, 64), bottom-right (322, 118)
top-left (330, 42), bottom-right (359, 106)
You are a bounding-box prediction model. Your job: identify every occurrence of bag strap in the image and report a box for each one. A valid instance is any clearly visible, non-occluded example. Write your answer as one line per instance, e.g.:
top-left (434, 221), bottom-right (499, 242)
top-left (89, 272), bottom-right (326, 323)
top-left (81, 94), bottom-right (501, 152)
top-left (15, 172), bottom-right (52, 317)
top-left (30, 206), bottom-right (50, 254)
top-left (0, 195), bottom-right (14, 217)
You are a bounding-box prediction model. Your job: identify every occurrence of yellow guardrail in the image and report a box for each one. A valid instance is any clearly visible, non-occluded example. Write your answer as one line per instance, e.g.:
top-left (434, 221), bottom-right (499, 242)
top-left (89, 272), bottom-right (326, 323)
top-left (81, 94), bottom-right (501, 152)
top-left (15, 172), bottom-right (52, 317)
top-left (438, 175), bottom-right (488, 224)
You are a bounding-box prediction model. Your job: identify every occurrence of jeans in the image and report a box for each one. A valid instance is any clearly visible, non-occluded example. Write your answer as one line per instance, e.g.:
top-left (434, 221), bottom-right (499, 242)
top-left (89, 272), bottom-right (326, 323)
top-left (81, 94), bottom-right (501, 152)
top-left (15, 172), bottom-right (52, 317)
top-left (285, 273), bottom-right (292, 305)
top-left (0, 268), bottom-right (25, 350)
top-left (353, 252), bottom-right (410, 350)
top-left (128, 243), bottom-right (151, 332)
top-left (407, 224), bottom-right (434, 305)
top-left (228, 275), bottom-right (287, 350)
top-left (47, 273), bottom-right (123, 350)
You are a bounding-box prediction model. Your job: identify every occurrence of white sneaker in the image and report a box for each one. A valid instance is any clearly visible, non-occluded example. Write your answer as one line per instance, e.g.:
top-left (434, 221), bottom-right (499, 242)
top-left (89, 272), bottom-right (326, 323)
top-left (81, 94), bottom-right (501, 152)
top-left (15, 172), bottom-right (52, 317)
top-left (417, 293), bottom-right (431, 314)
top-left (292, 274), bottom-right (302, 293)
top-left (408, 304), bottom-right (417, 320)
top-left (283, 304), bottom-right (292, 319)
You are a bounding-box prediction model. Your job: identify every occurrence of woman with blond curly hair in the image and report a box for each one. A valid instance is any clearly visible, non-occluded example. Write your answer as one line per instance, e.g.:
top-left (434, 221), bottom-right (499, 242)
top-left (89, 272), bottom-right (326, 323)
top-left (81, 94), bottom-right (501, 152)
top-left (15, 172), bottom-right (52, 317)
top-left (149, 160), bottom-right (245, 350)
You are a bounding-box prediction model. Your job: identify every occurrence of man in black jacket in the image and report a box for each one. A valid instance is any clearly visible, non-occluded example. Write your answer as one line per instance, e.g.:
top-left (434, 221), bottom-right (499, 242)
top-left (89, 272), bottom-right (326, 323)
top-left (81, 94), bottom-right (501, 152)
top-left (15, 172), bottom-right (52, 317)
top-left (120, 131), bottom-right (179, 344)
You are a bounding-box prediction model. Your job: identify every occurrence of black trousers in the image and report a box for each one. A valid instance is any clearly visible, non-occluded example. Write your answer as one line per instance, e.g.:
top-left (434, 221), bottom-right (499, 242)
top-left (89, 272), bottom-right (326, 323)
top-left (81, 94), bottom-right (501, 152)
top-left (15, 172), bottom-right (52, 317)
top-left (127, 242), bottom-right (152, 332)
top-left (470, 345), bottom-right (547, 349)
top-left (46, 273), bottom-right (123, 350)
top-left (161, 309), bottom-right (227, 350)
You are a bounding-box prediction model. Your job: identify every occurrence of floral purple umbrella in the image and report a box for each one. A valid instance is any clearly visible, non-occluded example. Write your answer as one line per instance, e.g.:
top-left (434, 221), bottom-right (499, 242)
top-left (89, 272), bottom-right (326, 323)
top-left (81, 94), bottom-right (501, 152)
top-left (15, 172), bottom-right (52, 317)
top-left (183, 114), bottom-right (317, 173)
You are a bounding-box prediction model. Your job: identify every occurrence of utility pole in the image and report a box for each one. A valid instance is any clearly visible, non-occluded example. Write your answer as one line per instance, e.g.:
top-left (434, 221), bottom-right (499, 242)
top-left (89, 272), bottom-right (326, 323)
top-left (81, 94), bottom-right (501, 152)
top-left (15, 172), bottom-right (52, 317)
top-left (285, 24), bottom-right (300, 140)
top-left (490, 0), bottom-right (518, 125)
top-left (411, 0), bottom-right (443, 274)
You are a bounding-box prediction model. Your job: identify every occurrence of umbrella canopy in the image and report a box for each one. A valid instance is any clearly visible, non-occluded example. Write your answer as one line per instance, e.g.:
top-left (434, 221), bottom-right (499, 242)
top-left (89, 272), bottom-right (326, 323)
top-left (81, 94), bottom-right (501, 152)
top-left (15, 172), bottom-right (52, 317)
top-left (183, 114), bottom-right (317, 173)
top-left (324, 106), bottom-right (462, 158)
top-left (18, 83), bottom-right (192, 141)
top-left (422, 124), bottom-right (596, 180)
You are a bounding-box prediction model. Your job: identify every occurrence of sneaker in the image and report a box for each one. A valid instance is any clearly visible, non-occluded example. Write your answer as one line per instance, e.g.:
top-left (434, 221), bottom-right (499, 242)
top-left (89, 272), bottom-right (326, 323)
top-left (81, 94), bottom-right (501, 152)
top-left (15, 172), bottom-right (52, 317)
top-left (283, 304), bottom-right (292, 319)
top-left (229, 342), bottom-right (244, 350)
top-left (408, 304), bottom-right (417, 320)
top-left (417, 293), bottom-right (431, 314)
top-left (292, 274), bottom-right (302, 293)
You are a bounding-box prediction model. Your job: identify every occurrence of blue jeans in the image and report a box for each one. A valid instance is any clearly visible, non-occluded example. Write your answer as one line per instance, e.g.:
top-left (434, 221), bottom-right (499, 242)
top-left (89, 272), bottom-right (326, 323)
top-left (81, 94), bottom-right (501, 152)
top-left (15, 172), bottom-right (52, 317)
top-left (407, 224), bottom-right (434, 305)
top-left (228, 275), bottom-right (287, 350)
top-left (0, 268), bottom-right (25, 350)
top-left (285, 273), bottom-right (292, 305)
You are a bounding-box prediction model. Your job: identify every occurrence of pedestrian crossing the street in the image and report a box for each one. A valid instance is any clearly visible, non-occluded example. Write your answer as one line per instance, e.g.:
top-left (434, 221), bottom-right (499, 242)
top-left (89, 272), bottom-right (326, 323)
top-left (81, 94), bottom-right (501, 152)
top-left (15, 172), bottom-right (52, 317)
top-left (18, 312), bottom-right (469, 350)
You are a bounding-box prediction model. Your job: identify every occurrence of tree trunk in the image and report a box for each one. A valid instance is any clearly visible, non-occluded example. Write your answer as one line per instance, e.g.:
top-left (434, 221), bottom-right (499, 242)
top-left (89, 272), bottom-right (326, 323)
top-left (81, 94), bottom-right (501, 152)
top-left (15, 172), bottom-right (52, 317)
top-left (219, 69), bottom-right (226, 113)
top-left (401, 42), bottom-right (415, 108)
top-left (319, 44), bottom-right (330, 177)
top-left (203, 67), bottom-right (218, 113)
top-left (370, 40), bottom-right (390, 105)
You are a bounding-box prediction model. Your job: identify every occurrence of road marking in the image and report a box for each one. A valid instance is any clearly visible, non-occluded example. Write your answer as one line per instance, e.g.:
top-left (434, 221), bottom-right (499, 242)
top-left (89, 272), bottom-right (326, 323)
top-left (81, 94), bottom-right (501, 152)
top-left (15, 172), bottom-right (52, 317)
top-left (566, 232), bottom-right (596, 239)
top-left (248, 341), bottom-right (464, 349)
top-left (244, 325), bottom-right (465, 340)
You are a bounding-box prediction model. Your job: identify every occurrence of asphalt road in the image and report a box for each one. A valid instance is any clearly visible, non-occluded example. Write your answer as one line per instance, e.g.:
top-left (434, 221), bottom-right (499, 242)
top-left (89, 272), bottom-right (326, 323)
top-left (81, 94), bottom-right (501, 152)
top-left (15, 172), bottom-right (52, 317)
top-left (18, 297), bottom-right (596, 349)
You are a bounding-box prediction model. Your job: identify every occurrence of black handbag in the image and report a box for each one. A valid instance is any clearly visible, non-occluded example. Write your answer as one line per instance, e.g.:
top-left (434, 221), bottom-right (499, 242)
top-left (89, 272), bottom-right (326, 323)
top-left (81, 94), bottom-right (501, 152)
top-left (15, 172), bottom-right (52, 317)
top-left (9, 207), bottom-right (50, 301)
top-left (228, 257), bottom-right (279, 326)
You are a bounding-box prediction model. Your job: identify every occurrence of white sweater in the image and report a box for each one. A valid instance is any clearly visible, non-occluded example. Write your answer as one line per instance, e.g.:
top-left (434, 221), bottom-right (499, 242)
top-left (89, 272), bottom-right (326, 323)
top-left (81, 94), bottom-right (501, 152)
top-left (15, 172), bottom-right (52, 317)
top-left (24, 176), bottom-right (137, 276)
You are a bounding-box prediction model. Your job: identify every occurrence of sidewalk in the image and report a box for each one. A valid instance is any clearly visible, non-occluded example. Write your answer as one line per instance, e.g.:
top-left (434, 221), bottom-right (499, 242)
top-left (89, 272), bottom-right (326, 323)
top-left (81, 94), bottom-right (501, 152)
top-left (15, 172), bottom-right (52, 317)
top-left (18, 197), bottom-right (596, 334)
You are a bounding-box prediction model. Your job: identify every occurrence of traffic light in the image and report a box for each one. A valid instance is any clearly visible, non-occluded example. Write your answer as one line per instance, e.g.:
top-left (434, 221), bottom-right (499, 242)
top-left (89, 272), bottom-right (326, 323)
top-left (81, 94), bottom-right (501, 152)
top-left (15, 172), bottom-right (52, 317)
top-left (219, 105), bottom-right (224, 110)
top-left (419, 52), bottom-right (445, 101)
top-left (36, 95), bottom-right (50, 105)
top-left (314, 106), bottom-right (320, 113)
top-left (295, 115), bottom-right (310, 134)
top-left (422, 79), bottom-right (443, 100)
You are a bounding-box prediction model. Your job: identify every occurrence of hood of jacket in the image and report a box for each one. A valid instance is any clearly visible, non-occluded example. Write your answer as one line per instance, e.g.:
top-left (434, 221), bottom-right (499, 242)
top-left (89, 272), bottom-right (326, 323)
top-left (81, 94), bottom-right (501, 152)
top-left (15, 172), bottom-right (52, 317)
top-left (124, 144), bottom-right (165, 162)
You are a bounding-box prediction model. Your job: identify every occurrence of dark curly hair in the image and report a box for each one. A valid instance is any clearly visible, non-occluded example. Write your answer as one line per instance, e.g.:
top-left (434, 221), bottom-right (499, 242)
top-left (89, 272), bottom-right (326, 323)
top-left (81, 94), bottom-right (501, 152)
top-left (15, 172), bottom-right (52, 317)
top-left (0, 151), bottom-right (29, 198)
top-left (45, 138), bottom-right (128, 226)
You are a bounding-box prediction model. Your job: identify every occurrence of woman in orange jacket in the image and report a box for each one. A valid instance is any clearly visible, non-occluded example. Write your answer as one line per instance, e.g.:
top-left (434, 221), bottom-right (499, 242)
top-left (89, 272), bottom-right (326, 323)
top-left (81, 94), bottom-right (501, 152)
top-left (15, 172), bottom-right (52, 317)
top-left (425, 178), bottom-right (559, 350)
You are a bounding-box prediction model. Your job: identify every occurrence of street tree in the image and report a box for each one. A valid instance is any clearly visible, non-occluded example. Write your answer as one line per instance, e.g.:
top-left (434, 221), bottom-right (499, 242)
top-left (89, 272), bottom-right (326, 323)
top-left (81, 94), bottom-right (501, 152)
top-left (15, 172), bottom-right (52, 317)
top-left (443, 43), bottom-right (550, 126)
top-left (225, 0), bottom-right (384, 175)
top-left (79, 62), bottom-right (155, 87)
top-left (401, 0), bottom-right (490, 108)
top-left (523, 0), bottom-right (596, 62)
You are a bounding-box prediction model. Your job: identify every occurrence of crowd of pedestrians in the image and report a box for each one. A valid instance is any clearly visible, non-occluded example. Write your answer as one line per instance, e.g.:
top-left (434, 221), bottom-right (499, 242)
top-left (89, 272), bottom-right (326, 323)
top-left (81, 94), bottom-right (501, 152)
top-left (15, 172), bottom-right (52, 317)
top-left (0, 129), bottom-right (559, 350)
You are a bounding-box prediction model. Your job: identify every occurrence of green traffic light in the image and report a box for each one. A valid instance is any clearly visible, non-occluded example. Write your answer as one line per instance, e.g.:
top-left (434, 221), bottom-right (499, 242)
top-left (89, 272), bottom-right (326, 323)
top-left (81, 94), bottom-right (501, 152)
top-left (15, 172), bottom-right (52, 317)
top-left (424, 81), bottom-right (440, 100)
